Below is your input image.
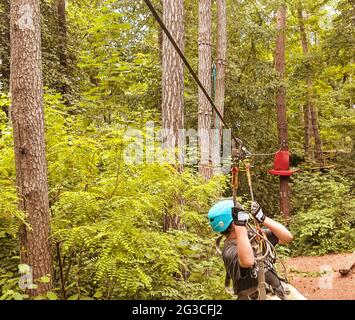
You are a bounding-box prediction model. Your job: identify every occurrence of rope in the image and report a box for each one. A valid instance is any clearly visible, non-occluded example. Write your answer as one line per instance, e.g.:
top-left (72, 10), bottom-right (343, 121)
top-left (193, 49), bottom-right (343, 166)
top-left (231, 164), bottom-right (239, 207)
top-left (242, 159), bottom-right (268, 300)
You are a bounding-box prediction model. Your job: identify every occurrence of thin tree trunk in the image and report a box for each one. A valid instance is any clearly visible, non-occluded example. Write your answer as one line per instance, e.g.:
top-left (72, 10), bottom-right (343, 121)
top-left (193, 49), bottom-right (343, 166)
top-left (57, 0), bottom-right (67, 69)
top-left (297, 5), bottom-right (312, 161)
top-left (10, 0), bottom-right (53, 296)
top-left (215, 0), bottom-right (227, 121)
top-left (212, 0), bottom-right (227, 174)
top-left (162, 0), bottom-right (184, 168)
top-left (297, 4), bottom-right (324, 166)
top-left (57, 0), bottom-right (70, 102)
top-left (198, 0), bottom-right (212, 180)
top-left (275, 4), bottom-right (290, 220)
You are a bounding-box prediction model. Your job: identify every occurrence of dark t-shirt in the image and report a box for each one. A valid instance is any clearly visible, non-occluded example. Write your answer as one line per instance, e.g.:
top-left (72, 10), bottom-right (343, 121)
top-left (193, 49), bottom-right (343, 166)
top-left (222, 230), bottom-right (281, 296)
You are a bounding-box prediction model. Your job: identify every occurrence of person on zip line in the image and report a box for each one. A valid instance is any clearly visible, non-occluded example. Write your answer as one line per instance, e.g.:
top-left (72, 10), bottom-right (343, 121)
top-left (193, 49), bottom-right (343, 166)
top-left (208, 199), bottom-right (307, 300)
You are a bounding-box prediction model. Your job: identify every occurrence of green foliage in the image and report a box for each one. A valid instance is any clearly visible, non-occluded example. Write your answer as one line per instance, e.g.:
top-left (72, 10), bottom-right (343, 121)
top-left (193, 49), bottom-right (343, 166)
top-left (49, 160), bottom-right (229, 299)
top-left (0, 0), bottom-right (10, 93)
top-left (287, 0), bottom-right (354, 155)
top-left (0, 239), bottom-right (30, 301)
top-left (0, 89), bottom-right (230, 299)
top-left (289, 170), bottom-right (355, 256)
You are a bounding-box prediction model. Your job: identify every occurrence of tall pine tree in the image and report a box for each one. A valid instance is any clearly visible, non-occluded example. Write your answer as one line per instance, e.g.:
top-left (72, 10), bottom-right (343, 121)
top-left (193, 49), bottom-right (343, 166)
top-left (10, 0), bottom-right (52, 295)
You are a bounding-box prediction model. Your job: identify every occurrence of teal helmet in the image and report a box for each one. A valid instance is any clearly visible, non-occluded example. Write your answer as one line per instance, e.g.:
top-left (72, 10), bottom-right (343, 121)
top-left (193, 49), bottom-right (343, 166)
top-left (208, 199), bottom-right (234, 233)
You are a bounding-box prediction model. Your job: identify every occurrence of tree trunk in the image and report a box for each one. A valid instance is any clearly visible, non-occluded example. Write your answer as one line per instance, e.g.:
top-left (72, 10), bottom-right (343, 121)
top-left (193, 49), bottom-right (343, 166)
top-left (275, 5), bottom-right (290, 220)
top-left (162, 0), bottom-right (184, 168)
top-left (211, 0), bottom-right (227, 174)
top-left (215, 0), bottom-right (227, 121)
top-left (162, 0), bottom-right (184, 230)
top-left (57, 0), bottom-right (67, 69)
top-left (56, 0), bottom-right (70, 101)
top-left (198, 0), bottom-right (212, 180)
top-left (297, 5), bottom-right (312, 161)
top-left (157, 24), bottom-right (163, 111)
top-left (10, 0), bottom-right (53, 296)
top-left (297, 4), bottom-right (324, 166)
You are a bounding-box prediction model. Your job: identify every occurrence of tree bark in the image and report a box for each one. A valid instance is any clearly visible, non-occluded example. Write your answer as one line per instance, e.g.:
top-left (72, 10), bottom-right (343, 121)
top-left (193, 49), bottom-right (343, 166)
top-left (297, 5), bottom-right (312, 161)
top-left (162, 0), bottom-right (184, 168)
top-left (198, 0), bottom-right (212, 180)
top-left (297, 3), bottom-right (324, 166)
top-left (162, 0), bottom-right (185, 230)
top-left (56, 0), bottom-right (70, 101)
top-left (215, 0), bottom-right (227, 121)
top-left (275, 5), bottom-right (290, 220)
top-left (57, 0), bottom-right (67, 69)
top-left (10, 0), bottom-right (53, 296)
top-left (211, 0), bottom-right (227, 174)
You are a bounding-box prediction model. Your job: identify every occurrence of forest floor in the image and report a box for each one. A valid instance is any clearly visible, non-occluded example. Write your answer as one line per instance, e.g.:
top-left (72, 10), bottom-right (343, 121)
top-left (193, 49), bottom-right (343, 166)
top-left (285, 252), bottom-right (355, 300)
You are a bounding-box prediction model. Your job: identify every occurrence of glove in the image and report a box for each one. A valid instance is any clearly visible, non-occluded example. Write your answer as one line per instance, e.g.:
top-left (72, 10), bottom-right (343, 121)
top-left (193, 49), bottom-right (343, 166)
top-left (250, 201), bottom-right (266, 223)
top-left (232, 207), bottom-right (250, 226)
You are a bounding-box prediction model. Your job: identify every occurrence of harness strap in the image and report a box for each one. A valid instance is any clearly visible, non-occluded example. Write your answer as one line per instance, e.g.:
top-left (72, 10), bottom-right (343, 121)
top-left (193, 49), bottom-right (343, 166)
top-left (243, 160), bottom-right (268, 300)
top-left (231, 163), bottom-right (240, 207)
top-left (257, 257), bottom-right (267, 300)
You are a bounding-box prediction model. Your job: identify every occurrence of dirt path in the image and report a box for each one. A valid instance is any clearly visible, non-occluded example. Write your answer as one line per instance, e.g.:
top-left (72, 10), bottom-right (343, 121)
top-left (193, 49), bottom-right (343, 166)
top-left (285, 252), bottom-right (355, 300)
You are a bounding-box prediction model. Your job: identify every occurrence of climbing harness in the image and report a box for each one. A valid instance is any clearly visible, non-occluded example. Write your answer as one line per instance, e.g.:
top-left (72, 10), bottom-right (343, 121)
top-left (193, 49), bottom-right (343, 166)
top-left (216, 156), bottom-right (279, 300)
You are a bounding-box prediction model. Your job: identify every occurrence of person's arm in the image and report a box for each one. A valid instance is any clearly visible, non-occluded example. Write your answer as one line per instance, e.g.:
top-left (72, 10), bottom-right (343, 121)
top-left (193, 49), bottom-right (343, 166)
top-left (262, 217), bottom-right (293, 244)
top-left (234, 225), bottom-right (255, 268)
top-left (250, 202), bottom-right (293, 244)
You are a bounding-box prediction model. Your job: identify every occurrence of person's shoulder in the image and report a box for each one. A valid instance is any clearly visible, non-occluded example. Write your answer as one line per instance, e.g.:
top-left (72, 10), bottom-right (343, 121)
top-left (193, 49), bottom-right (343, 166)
top-left (222, 238), bottom-right (237, 255)
top-left (223, 238), bottom-right (237, 249)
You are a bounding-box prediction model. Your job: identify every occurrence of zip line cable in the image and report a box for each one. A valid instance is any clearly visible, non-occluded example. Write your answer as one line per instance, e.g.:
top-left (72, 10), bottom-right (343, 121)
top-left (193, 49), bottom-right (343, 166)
top-left (143, 0), bottom-right (251, 158)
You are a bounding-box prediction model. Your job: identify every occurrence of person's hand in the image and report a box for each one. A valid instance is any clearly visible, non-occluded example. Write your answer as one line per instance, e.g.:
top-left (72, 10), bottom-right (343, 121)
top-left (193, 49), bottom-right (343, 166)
top-left (232, 207), bottom-right (250, 226)
top-left (250, 201), bottom-right (266, 223)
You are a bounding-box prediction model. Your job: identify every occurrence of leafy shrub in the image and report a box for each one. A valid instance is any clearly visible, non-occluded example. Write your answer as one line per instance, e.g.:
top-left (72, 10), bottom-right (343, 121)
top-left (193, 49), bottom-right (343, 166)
top-left (289, 170), bottom-right (355, 256)
top-left (0, 92), bottom-right (231, 300)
